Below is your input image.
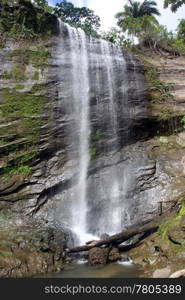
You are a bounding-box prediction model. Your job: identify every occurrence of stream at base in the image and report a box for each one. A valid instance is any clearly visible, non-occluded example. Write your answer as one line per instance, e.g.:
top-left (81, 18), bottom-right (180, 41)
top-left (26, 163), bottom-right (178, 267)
top-left (40, 261), bottom-right (143, 278)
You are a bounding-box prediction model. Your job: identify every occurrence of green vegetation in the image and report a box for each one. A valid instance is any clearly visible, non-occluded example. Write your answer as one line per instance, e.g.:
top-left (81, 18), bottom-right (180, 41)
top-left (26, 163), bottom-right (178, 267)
top-left (181, 116), bottom-right (185, 129)
top-left (158, 108), bottom-right (173, 120)
top-left (158, 200), bottom-right (185, 238)
top-left (115, 0), bottom-right (160, 44)
top-left (141, 59), bottom-right (174, 103)
top-left (92, 129), bottom-right (102, 141)
top-left (32, 0), bottom-right (53, 12)
top-left (0, 0), bottom-right (101, 39)
top-left (0, 86), bottom-right (46, 181)
top-left (15, 84), bottom-right (25, 90)
top-left (0, 250), bottom-right (12, 258)
top-left (0, 0), bottom-right (57, 41)
top-left (54, 0), bottom-right (100, 37)
top-left (9, 48), bottom-right (51, 67)
top-left (2, 65), bottom-right (25, 81)
top-left (117, 0), bottom-right (161, 18)
top-left (101, 1), bottom-right (183, 57)
top-left (157, 136), bottom-right (169, 145)
top-left (164, 0), bottom-right (185, 12)
top-left (89, 147), bottom-right (97, 158)
top-left (4, 165), bottom-right (32, 179)
top-left (32, 71), bottom-right (40, 81)
top-left (1, 89), bottom-right (46, 140)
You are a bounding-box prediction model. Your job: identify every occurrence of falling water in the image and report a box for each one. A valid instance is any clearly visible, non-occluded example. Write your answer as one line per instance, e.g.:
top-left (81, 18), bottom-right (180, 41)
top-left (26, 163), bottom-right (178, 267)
top-left (56, 21), bottom-right (145, 245)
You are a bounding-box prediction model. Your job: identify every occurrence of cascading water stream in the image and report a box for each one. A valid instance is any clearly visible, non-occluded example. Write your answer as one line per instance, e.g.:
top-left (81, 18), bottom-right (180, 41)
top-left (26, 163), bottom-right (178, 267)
top-left (55, 21), bottom-right (144, 246)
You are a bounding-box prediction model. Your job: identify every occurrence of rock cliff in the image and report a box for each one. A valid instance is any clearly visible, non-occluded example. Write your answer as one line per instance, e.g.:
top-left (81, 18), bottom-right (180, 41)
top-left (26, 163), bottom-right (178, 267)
top-left (0, 2), bottom-right (185, 277)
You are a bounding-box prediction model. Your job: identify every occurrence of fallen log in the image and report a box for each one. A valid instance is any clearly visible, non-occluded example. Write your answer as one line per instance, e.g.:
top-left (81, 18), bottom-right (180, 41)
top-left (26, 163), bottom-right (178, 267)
top-left (68, 223), bottom-right (158, 253)
top-left (67, 202), bottom-right (179, 254)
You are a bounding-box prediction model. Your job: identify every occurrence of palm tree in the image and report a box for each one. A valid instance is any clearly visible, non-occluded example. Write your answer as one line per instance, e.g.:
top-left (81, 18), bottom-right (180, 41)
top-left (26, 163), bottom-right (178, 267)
top-left (116, 0), bottom-right (160, 20)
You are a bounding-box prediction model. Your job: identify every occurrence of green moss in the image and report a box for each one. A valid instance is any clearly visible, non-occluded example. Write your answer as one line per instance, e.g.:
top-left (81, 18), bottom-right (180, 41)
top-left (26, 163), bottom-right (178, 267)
top-left (2, 165), bottom-right (33, 183)
top-left (181, 116), bottom-right (185, 130)
top-left (15, 84), bottom-right (25, 90)
top-left (5, 165), bottom-right (32, 178)
top-left (138, 57), bottom-right (174, 103)
top-left (2, 71), bottom-right (13, 80)
top-left (178, 205), bottom-right (185, 217)
top-left (12, 65), bottom-right (25, 80)
top-left (2, 65), bottom-right (25, 81)
top-left (89, 147), bottom-right (97, 158)
top-left (10, 48), bottom-right (51, 67)
top-left (158, 217), bottom-right (180, 238)
top-left (31, 84), bottom-right (45, 93)
top-left (0, 250), bottom-right (12, 257)
top-left (32, 71), bottom-right (39, 81)
top-left (0, 88), bottom-right (46, 181)
top-left (92, 129), bottom-right (102, 141)
top-left (1, 89), bottom-right (46, 140)
top-left (158, 108), bottom-right (173, 121)
top-left (158, 203), bottom-right (185, 238)
top-left (28, 49), bottom-right (51, 67)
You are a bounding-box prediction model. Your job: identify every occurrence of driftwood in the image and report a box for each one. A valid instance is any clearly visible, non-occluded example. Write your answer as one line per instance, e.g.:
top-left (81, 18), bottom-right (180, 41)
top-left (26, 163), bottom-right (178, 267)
top-left (68, 223), bottom-right (158, 253)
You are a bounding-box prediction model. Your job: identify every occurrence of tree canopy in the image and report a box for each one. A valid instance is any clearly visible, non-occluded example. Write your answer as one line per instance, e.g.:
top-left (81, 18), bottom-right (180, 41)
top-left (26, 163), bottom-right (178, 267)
top-left (177, 19), bottom-right (185, 38)
top-left (54, 1), bottom-right (100, 36)
top-left (164, 0), bottom-right (185, 12)
top-left (116, 0), bottom-right (160, 24)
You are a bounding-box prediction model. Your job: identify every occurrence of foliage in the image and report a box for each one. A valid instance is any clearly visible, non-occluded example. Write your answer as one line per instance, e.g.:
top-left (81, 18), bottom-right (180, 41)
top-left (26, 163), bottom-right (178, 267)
top-left (4, 165), bottom-right (33, 178)
top-left (114, 0), bottom-right (185, 57)
top-left (101, 27), bottom-right (127, 46)
top-left (92, 129), bottom-right (102, 141)
top-left (158, 108), bottom-right (173, 120)
top-left (1, 89), bottom-right (46, 142)
top-left (33, 0), bottom-right (48, 7)
top-left (177, 19), bottom-right (185, 39)
top-left (158, 202), bottom-right (185, 238)
top-left (140, 58), bottom-right (174, 103)
top-left (89, 147), bottom-right (97, 158)
top-left (117, 14), bottom-right (160, 43)
top-left (167, 36), bottom-right (185, 55)
top-left (15, 84), bottom-right (25, 89)
top-left (164, 0), bottom-right (185, 12)
top-left (32, 0), bottom-right (53, 13)
top-left (1, 0), bottom-right (101, 39)
top-left (9, 48), bottom-right (51, 67)
top-left (181, 116), bottom-right (185, 129)
top-left (0, 85), bottom-right (46, 180)
top-left (0, 0), bottom-right (57, 40)
top-left (116, 0), bottom-right (160, 24)
top-left (54, 0), bottom-right (100, 37)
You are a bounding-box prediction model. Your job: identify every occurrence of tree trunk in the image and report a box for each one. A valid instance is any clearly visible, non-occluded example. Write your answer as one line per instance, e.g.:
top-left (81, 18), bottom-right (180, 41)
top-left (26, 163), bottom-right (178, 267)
top-left (68, 223), bottom-right (158, 253)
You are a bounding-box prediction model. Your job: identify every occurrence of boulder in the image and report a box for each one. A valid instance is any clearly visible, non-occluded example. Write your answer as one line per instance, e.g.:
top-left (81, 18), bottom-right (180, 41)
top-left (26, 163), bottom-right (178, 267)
top-left (108, 247), bottom-right (121, 262)
top-left (88, 247), bottom-right (109, 265)
top-left (152, 267), bottom-right (171, 278)
top-left (170, 269), bottom-right (185, 278)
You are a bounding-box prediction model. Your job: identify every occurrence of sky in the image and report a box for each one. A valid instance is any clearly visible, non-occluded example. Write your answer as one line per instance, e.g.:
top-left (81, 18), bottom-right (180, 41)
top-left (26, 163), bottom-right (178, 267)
top-left (49, 0), bottom-right (185, 32)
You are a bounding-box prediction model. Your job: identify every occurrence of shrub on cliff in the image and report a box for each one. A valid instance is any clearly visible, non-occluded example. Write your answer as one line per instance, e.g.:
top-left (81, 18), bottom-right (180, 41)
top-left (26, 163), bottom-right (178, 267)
top-left (0, 0), bottom-right (58, 40)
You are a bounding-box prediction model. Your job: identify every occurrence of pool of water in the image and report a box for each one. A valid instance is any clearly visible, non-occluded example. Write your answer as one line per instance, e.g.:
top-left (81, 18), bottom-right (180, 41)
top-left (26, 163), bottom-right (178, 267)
top-left (41, 260), bottom-right (143, 278)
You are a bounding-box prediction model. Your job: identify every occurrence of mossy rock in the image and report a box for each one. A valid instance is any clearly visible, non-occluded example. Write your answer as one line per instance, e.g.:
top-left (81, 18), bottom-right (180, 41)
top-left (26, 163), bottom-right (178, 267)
top-left (0, 227), bottom-right (65, 277)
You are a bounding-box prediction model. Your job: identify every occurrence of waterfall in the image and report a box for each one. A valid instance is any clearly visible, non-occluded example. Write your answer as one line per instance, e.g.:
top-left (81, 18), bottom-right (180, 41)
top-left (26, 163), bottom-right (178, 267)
top-left (56, 21), bottom-right (145, 245)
